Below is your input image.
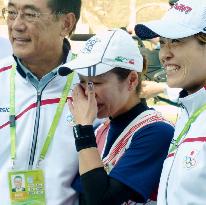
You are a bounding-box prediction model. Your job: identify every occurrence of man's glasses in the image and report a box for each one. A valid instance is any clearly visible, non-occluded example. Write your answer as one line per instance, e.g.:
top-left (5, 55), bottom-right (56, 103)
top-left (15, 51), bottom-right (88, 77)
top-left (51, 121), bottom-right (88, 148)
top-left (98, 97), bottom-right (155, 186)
top-left (2, 8), bottom-right (53, 23)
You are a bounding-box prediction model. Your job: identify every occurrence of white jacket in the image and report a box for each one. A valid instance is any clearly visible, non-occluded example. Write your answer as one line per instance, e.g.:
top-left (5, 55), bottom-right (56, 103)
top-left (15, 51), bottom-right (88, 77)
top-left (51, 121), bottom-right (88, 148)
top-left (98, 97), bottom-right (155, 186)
top-left (0, 37), bottom-right (12, 59)
top-left (0, 56), bottom-right (79, 205)
top-left (157, 87), bottom-right (206, 205)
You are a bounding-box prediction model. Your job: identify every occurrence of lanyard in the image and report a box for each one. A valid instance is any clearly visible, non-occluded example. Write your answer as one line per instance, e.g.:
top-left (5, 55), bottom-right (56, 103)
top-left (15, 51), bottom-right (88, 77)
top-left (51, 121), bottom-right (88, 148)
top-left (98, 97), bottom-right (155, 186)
top-left (10, 64), bottom-right (74, 167)
top-left (10, 64), bottom-right (16, 162)
top-left (169, 102), bottom-right (206, 154)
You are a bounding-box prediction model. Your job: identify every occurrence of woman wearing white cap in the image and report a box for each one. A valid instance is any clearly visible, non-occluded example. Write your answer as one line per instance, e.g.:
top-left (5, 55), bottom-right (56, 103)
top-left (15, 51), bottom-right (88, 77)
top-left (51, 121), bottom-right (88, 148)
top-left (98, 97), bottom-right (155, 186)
top-left (135, 0), bottom-right (206, 204)
top-left (64, 29), bottom-right (174, 205)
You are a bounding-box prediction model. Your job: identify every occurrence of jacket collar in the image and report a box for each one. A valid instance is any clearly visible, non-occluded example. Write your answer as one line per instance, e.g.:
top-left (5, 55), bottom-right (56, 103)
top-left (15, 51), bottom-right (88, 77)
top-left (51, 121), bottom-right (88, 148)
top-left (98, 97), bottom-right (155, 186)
top-left (178, 86), bottom-right (206, 116)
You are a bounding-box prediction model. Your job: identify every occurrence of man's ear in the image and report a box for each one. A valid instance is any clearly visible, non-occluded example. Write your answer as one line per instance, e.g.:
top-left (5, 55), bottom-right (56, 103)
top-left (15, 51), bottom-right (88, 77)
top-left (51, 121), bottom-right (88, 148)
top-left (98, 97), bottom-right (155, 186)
top-left (60, 13), bottom-right (76, 37)
top-left (128, 71), bottom-right (139, 91)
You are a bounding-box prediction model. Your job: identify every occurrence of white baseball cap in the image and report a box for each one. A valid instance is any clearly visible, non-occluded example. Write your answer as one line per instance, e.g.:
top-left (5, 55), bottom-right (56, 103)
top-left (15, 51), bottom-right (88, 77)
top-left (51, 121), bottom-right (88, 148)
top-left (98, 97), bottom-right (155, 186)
top-left (135, 0), bottom-right (206, 40)
top-left (63, 29), bottom-right (143, 76)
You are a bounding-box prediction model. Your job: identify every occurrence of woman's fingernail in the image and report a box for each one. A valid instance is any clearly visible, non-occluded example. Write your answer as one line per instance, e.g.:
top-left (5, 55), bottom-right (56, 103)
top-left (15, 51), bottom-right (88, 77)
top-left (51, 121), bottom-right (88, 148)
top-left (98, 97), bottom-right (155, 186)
top-left (88, 81), bottom-right (94, 91)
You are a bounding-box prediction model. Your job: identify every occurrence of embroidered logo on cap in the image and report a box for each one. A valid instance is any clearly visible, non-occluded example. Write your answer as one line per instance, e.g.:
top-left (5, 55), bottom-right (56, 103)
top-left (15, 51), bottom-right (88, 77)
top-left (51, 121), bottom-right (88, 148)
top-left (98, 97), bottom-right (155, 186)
top-left (81, 37), bottom-right (101, 54)
top-left (172, 3), bottom-right (192, 14)
top-left (114, 56), bottom-right (134, 65)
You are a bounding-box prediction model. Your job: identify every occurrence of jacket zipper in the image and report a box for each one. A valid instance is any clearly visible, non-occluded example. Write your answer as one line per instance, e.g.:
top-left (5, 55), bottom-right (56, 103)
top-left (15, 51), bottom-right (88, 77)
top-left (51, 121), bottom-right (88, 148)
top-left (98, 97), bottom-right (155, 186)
top-left (28, 75), bottom-right (57, 169)
top-left (165, 102), bottom-right (189, 204)
top-left (28, 91), bottom-right (42, 170)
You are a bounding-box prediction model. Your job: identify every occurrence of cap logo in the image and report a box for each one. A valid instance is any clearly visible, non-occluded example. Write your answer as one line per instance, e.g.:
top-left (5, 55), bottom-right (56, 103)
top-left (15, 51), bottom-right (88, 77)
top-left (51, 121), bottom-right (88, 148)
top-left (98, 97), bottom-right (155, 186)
top-left (172, 3), bottom-right (192, 14)
top-left (81, 37), bottom-right (101, 54)
top-left (115, 56), bottom-right (134, 65)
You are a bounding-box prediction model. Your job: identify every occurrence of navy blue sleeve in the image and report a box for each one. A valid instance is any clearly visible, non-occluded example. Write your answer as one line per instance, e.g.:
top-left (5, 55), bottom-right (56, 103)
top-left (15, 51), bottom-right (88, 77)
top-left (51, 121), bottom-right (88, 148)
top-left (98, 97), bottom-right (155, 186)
top-left (71, 173), bottom-right (82, 193)
top-left (109, 121), bottom-right (174, 201)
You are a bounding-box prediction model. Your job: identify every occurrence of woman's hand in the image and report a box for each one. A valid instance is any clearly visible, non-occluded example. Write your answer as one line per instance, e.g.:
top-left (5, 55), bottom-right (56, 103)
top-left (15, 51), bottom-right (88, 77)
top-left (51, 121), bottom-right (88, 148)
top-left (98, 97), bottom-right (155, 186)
top-left (68, 82), bottom-right (98, 125)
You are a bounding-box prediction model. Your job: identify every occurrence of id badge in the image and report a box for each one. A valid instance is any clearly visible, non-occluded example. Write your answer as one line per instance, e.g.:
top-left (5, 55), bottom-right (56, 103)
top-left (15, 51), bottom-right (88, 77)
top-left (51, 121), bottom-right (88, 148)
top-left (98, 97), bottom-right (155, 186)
top-left (8, 169), bottom-right (46, 205)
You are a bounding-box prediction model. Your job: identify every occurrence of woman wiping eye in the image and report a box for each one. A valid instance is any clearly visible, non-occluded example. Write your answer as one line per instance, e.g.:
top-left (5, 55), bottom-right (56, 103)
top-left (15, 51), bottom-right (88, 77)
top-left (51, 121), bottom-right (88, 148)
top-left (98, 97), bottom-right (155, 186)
top-left (64, 28), bottom-right (174, 205)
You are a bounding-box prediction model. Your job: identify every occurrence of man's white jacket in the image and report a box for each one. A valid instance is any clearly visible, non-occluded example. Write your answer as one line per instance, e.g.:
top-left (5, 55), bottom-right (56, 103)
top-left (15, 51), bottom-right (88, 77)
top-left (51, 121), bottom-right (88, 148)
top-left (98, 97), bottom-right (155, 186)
top-left (0, 56), bottom-right (79, 205)
top-left (157, 87), bottom-right (206, 205)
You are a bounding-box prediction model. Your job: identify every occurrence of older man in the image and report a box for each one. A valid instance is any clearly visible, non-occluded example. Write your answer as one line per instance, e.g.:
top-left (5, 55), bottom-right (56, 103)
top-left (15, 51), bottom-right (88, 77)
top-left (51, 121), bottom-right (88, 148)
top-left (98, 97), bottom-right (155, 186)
top-left (0, 0), bottom-right (81, 204)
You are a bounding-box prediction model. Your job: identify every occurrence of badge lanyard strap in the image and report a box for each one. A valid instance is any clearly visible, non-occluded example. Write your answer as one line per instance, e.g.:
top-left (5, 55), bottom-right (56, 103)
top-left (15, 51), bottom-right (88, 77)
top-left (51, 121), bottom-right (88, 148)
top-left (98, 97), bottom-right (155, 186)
top-left (10, 64), bottom-right (17, 164)
top-left (169, 103), bottom-right (206, 154)
top-left (10, 64), bottom-right (74, 168)
top-left (38, 71), bottom-right (74, 165)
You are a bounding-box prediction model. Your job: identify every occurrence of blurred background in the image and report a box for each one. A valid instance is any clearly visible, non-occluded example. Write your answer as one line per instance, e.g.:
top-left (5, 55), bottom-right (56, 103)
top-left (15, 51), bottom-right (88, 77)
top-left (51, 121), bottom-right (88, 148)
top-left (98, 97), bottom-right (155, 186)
top-left (0, 0), bottom-right (169, 39)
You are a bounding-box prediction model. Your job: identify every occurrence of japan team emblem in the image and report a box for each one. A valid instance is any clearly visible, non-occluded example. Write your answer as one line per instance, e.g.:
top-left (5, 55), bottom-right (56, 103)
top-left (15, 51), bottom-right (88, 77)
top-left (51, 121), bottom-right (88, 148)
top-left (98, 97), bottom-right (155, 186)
top-left (183, 149), bottom-right (199, 169)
